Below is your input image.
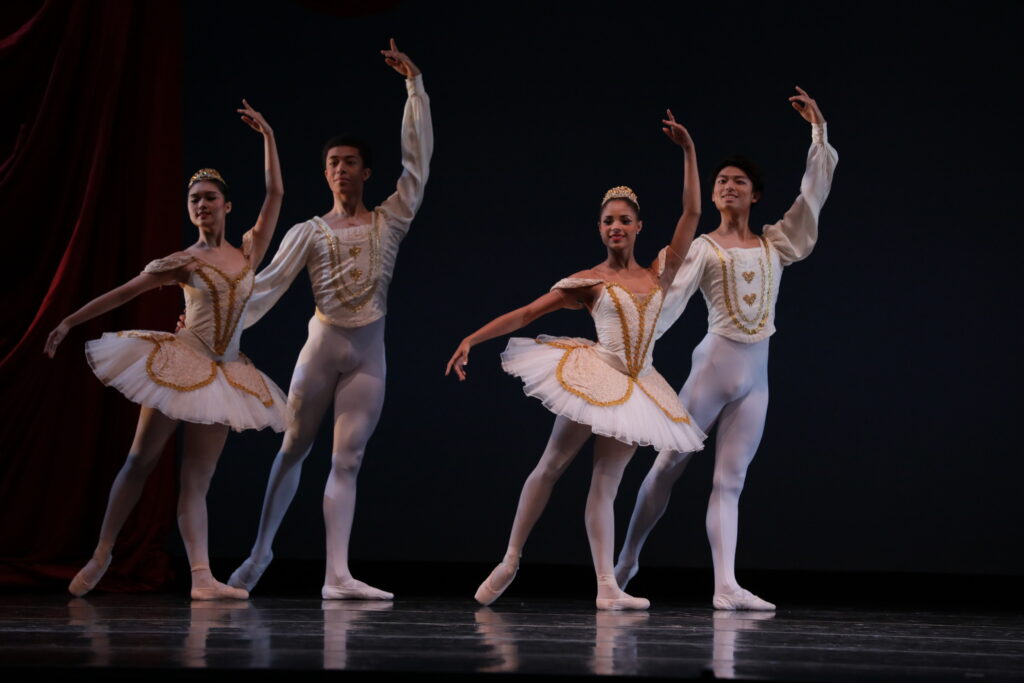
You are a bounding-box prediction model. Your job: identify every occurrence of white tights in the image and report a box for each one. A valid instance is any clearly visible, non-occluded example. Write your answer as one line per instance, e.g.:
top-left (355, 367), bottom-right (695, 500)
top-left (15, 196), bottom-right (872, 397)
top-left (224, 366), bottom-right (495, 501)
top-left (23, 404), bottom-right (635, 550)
top-left (617, 333), bottom-right (769, 595)
top-left (498, 415), bottom-right (639, 600)
top-left (238, 315), bottom-right (386, 591)
top-left (75, 406), bottom-right (235, 595)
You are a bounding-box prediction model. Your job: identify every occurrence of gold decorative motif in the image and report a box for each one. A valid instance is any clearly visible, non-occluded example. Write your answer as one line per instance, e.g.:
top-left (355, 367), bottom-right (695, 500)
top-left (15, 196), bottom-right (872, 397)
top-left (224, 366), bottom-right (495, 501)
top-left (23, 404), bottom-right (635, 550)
top-left (701, 235), bottom-right (774, 336)
top-left (191, 261), bottom-right (253, 357)
top-left (742, 271), bottom-right (755, 283)
top-left (604, 282), bottom-right (663, 379)
top-left (743, 293), bottom-right (757, 306)
top-left (313, 215), bottom-right (382, 312)
top-left (188, 168), bottom-right (226, 187)
top-left (222, 354), bottom-right (275, 407)
top-left (602, 185), bottom-right (640, 209)
top-left (120, 332), bottom-right (219, 392)
top-left (636, 376), bottom-right (691, 424)
top-left (541, 341), bottom-right (634, 407)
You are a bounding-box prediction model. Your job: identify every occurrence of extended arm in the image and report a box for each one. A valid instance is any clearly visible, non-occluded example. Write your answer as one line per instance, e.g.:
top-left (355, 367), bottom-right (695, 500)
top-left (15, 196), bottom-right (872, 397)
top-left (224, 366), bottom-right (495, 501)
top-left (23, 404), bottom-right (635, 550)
top-left (659, 110), bottom-right (701, 288)
top-left (243, 221), bottom-right (315, 329)
top-left (378, 39), bottom-right (433, 228)
top-left (44, 267), bottom-right (183, 357)
top-left (445, 289), bottom-right (579, 381)
top-left (763, 87), bottom-right (838, 265)
top-left (237, 100), bottom-right (283, 269)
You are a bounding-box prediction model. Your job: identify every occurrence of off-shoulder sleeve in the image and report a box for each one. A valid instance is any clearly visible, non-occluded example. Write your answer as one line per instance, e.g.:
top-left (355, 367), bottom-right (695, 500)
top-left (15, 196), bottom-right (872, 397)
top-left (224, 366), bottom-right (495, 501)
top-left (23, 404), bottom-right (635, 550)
top-left (378, 74), bottom-right (433, 236)
top-left (762, 122), bottom-right (839, 266)
top-left (244, 221), bottom-right (316, 328)
top-left (241, 229), bottom-right (254, 261)
top-left (654, 241), bottom-right (705, 339)
top-left (142, 252), bottom-right (194, 274)
top-left (551, 277), bottom-right (603, 310)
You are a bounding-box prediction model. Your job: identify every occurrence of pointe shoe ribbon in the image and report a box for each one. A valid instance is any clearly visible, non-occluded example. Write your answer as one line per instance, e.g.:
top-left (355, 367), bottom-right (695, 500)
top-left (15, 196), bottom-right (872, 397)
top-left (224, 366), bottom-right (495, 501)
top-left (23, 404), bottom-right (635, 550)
top-left (712, 588), bottom-right (775, 611)
top-left (474, 560), bottom-right (518, 606)
top-left (69, 554), bottom-right (113, 597)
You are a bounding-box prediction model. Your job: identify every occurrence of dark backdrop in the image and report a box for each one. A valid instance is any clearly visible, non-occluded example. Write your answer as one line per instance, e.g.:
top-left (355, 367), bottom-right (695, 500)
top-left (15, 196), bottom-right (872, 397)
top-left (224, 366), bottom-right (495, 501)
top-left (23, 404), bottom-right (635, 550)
top-left (19, 0), bottom-right (1017, 582)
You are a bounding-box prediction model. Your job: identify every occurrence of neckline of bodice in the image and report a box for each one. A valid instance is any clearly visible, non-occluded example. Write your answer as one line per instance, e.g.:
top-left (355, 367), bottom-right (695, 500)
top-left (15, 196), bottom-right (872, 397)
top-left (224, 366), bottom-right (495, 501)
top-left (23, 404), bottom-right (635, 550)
top-left (702, 233), bottom-right (767, 253)
top-left (189, 256), bottom-right (252, 282)
top-left (313, 215), bottom-right (375, 233)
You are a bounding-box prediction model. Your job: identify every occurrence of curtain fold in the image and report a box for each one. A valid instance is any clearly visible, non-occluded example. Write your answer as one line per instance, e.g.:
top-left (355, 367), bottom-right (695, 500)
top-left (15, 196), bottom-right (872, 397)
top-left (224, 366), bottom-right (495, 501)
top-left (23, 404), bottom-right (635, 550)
top-left (0, 0), bottom-right (183, 590)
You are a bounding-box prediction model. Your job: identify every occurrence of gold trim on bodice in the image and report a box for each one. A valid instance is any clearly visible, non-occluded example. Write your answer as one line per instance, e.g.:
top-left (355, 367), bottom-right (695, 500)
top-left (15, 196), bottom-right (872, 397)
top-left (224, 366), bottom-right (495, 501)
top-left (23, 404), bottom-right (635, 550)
top-left (312, 213), bottom-right (383, 312)
top-left (190, 260), bottom-right (253, 357)
top-left (701, 235), bottom-right (774, 336)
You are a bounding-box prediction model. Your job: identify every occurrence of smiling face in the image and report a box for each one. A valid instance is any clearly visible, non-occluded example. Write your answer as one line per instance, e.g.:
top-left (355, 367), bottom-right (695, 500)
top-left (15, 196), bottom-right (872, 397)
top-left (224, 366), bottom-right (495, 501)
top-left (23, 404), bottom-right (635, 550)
top-left (324, 145), bottom-right (372, 196)
top-left (712, 166), bottom-right (759, 213)
top-left (187, 180), bottom-right (231, 229)
top-left (599, 199), bottom-right (642, 252)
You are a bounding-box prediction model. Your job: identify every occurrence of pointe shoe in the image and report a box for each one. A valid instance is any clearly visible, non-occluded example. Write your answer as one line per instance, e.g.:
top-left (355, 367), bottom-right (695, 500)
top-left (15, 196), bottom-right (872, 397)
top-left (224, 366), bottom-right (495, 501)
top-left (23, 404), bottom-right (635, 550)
top-left (69, 553), bottom-right (112, 597)
top-left (322, 579), bottom-right (394, 601)
top-left (595, 594), bottom-right (650, 611)
top-left (712, 588), bottom-right (775, 611)
top-left (191, 583), bottom-right (250, 601)
top-left (474, 560), bottom-right (518, 606)
top-left (227, 554), bottom-right (272, 592)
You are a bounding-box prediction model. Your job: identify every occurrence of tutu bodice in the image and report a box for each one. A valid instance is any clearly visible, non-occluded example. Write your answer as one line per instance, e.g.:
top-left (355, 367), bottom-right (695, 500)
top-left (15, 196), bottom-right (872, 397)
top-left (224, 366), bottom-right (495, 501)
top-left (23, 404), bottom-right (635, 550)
top-left (587, 282), bottom-right (662, 379)
top-left (180, 260), bottom-right (254, 361)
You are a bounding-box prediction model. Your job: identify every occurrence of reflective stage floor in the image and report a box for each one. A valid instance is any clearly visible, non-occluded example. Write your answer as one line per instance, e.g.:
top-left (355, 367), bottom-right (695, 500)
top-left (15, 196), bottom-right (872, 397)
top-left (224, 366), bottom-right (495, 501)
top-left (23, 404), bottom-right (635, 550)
top-left (1, 592), bottom-right (1023, 682)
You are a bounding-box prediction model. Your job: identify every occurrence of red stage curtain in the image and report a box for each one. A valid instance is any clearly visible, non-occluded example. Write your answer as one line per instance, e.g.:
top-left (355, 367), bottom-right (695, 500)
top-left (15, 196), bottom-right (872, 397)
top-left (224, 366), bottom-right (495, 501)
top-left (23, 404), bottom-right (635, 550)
top-left (0, 0), bottom-right (183, 590)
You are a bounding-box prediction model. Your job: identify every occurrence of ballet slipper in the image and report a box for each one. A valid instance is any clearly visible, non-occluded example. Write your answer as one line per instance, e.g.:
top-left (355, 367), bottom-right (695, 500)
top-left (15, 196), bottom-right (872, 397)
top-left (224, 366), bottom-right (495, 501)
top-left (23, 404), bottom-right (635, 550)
top-left (712, 588), bottom-right (775, 611)
top-left (595, 574), bottom-right (649, 611)
top-left (321, 579), bottom-right (394, 601)
top-left (595, 595), bottom-right (650, 611)
top-left (474, 557), bottom-right (519, 606)
top-left (227, 553), bottom-right (272, 592)
top-left (190, 582), bottom-right (250, 601)
top-left (69, 553), bottom-right (112, 597)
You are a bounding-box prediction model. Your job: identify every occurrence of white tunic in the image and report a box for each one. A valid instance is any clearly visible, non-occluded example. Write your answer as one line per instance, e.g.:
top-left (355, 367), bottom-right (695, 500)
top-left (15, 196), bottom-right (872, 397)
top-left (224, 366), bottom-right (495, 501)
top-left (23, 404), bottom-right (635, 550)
top-left (656, 123), bottom-right (838, 343)
top-left (244, 74), bottom-right (433, 329)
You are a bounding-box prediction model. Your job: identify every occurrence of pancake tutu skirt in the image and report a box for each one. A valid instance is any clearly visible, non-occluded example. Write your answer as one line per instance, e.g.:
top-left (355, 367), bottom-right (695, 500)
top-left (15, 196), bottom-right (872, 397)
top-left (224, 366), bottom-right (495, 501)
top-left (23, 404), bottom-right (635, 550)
top-left (85, 329), bottom-right (290, 432)
top-left (501, 335), bottom-right (706, 454)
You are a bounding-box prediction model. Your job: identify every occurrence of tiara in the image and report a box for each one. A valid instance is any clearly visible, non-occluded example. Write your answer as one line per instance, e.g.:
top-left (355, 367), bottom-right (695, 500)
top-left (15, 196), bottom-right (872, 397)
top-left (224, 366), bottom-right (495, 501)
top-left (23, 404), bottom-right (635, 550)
top-left (188, 168), bottom-right (226, 187)
top-left (602, 185), bottom-right (639, 210)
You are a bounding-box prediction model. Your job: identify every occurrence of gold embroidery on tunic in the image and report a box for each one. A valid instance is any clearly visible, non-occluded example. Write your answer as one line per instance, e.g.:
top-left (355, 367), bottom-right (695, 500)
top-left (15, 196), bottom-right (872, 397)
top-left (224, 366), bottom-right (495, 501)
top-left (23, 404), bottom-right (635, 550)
top-left (702, 235), bottom-right (774, 335)
top-left (314, 215), bottom-right (382, 312)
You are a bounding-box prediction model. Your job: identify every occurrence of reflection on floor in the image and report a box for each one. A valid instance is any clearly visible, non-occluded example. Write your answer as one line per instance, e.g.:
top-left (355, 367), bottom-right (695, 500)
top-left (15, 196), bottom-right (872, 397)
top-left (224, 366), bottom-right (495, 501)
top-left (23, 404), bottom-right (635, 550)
top-left (2, 594), bottom-right (1023, 681)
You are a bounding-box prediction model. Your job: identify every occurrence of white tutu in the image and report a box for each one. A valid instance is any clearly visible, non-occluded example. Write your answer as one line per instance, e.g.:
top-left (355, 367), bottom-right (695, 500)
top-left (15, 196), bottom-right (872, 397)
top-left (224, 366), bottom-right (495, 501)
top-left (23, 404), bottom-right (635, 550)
top-left (85, 330), bottom-right (290, 432)
top-left (501, 336), bottom-right (705, 454)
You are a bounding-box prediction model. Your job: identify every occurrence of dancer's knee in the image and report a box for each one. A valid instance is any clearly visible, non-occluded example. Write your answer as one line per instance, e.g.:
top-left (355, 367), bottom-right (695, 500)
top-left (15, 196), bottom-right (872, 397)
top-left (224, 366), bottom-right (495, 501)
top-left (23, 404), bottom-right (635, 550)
top-left (330, 447), bottom-right (365, 481)
top-left (711, 470), bottom-right (746, 500)
top-left (123, 451), bottom-right (159, 478)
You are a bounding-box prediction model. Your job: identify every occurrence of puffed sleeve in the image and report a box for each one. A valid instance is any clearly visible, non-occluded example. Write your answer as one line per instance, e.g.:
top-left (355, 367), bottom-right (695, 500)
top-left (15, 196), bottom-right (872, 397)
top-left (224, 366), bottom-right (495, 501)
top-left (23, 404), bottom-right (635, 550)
top-left (762, 122), bottom-right (838, 266)
top-left (244, 221), bottom-right (316, 328)
top-left (654, 241), bottom-right (705, 339)
top-left (378, 74), bottom-right (433, 236)
top-left (142, 252), bottom-right (194, 274)
top-left (551, 277), bottom-right (603, 309)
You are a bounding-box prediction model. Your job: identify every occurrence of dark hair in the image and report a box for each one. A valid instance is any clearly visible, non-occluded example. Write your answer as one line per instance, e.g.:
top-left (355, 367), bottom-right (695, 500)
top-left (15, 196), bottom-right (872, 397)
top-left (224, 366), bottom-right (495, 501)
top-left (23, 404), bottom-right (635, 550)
top-left (188, 177), bottom-right (230, 201)
top-left (600, 196), bottom-right (641, 220)
top-left (321, 135), bottom-right (374, 170)
top-left (710, 156), bottom-right (764, 197)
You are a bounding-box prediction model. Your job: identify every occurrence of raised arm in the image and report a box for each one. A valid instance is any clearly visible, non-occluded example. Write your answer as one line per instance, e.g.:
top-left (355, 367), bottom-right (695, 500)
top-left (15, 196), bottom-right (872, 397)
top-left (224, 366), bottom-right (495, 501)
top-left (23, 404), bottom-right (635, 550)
top-left (445, 289), bottom-right (582, 381)
top-left (378, 39), bottom-right (433, 227)
top-left (237, 99), bottom-right (283, 269)
top-left (44, 261), bottom-right (187, 357)
top-left (658, 110), bottom-right (701, 289)
top-left (763, 86), bottom-right (838, 265)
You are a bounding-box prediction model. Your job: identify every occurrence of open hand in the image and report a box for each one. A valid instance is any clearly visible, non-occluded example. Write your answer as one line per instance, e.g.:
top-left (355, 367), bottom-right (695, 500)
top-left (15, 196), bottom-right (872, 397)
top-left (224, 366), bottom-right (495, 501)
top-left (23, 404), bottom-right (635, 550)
top-left (238, 99), bottom-right (273, 136)
top-left (381, 38), bottom-right (420, 78)
top-left (44, 321), bottom-right (70, 358)
top-left (662, 109), bottom-right (694, 151)
top-left (789, 86), bottom-right (824, 124)
top-left (445, 340), bottom-right (472, 381)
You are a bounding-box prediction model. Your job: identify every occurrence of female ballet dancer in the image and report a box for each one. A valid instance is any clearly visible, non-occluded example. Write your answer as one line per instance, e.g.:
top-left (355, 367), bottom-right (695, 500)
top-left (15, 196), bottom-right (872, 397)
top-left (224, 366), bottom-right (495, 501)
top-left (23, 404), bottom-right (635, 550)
top-left (44, 101), bottom-right (287, 600)
top-left (446, 111), bottom-right (706, 610)
top-left (614, 87), bottom-right (838, 610)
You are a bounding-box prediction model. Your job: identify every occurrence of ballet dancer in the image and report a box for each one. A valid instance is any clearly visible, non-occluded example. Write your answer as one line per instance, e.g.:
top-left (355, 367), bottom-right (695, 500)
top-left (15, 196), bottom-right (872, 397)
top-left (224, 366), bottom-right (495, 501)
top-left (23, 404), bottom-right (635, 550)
top-left (226, 39), bottom-right (432, 600)
top-left (44, 100), bottom-right (286, 600)
top-left (614, 87), bottom-right (838, 610)
top-left (446, 110), bottom-right (706, 610)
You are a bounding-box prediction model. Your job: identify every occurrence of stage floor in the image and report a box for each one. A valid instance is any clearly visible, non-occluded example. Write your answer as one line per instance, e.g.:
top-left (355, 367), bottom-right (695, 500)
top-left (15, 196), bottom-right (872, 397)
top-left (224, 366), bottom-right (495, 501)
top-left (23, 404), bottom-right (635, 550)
top-left (1, 593), bottom-right (1022, 681)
